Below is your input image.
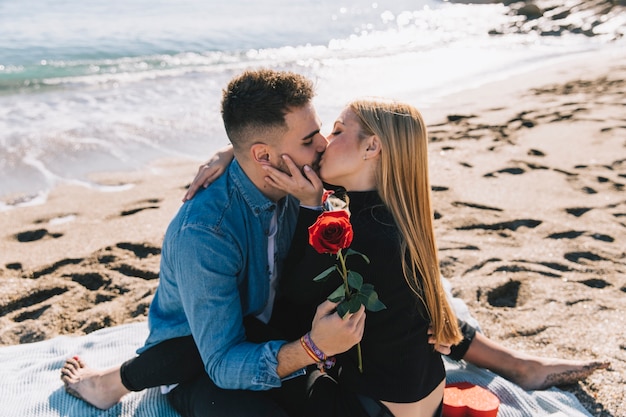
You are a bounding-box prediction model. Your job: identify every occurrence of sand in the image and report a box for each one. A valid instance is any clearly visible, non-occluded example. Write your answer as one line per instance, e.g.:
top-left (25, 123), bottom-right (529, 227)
top-left (1, 47), bottom-right (625, 416)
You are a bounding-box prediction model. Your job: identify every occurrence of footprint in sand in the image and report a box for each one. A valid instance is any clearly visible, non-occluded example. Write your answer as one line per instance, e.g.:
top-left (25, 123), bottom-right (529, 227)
top-left (463, 258), bottom-right (502, 275)
top-left (483, 279), bottom-right (528, 308)
top-left (507, 259), bottom-right (575, 277)
top-left (1, 241), bottom-right (162, 343)
top-left (572, 160), bottom-right (626, 193)
top-left (547, 230), bottom-right (585, 239)
top-left (564, 251), bottom-right (607, 264)
top-left (535, 261), bottom-right (573, 272)
top-left (565, 207), bottom-right (592, 217)
top-left (14, 228), bottom-right (63, 242)
top-left (71, 272), bottom-right (110, 291)
top-left (577, 278), bottom-right (611, 289)
top-left (552, 167), bottom-right (577, 177)
top-left (446, 114), bottom-right (477, 123)
top-left (527, 149), bottom-right (545, 157)
top-left (456, 219), bottom-right (542, 232)
top-left (0, 287), bottom-right (69, 318)
top-left (507, 117), bottom-right (535, 130)
top-left (452, 201), bottom-right (503, 212)
top-left (120, 198), bottom-right (161, 216)
top-left (565, 298), bottom-right (593, 306)
top-left (28, 258), bottom-right (83, 279)
top-left (484, 160), bottom-right (549, 178)
top-left (111, 263), bottom-right (159, 280)
top-left (493, 264), bottom-right (561, 278)
top-left (13, 305), bottom-right (51, 322)
top-left (116, 242), bottom-right (161, 258)
top-left (588, 233), bottom-right (614, 242)
top-left (484, 167), bottom-right (525, 177)
top-left (95, 242), bottom-right (160, 280)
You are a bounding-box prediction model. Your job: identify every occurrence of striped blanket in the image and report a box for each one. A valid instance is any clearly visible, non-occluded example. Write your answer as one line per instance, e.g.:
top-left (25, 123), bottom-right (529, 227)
top-left (0, 313), bottom-right (591, 417)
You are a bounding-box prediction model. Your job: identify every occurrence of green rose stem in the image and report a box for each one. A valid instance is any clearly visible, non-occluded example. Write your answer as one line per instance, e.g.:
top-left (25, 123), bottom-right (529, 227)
top-left (337, 249), bottom-right (363, 373)
top-left (308, 211), bottom-right (386, 375)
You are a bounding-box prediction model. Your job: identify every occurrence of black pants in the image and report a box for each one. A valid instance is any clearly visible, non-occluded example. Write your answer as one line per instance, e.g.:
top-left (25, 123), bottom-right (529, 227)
top-left (119, 316), bottom-right (285, 391)
top-left (120, 317), bottom-right (304, 416)
top-left (119, 316), bottom-right (458, 417)
top-left (120, 335), bottom-right (203, 391)
top-left (167, 371), bottom-right (306, 417)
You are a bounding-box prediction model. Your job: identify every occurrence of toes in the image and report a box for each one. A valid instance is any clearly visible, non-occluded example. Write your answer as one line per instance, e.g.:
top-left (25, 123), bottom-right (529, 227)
top-left (73, 355), bottom-right (86, 368)
top-left (64, 357), bottom-right (83, 371)
top-left (60, 367), bottom-right (76, 383)
top-left (60, 357), bottom-right (85, 381)
top-left (62, 361), bottom-right (78, 373)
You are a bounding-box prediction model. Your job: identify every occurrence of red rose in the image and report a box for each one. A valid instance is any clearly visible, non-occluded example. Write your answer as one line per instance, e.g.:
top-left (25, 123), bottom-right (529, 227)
top-left (308, 210), bottom-right (353, 255)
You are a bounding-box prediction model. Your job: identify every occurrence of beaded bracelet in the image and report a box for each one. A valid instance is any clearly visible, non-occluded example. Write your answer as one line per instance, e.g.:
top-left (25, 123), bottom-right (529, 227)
top-left (300, 337), bottom-right (321, 363)
top-left (300, 332), bottom-right (336, 371)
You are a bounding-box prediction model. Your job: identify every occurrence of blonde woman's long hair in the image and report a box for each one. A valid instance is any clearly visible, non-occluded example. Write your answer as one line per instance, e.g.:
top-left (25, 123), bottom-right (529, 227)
top-left (349, 99), bottom-right (462, 346)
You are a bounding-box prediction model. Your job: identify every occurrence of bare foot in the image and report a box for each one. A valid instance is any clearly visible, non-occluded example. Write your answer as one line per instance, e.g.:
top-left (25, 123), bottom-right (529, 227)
top-left (463, 333), bottom-right (611, 391)
top-left (509, 356), bottom-right (610, 391)
top-left (60, 356), bottom-right (129, 410)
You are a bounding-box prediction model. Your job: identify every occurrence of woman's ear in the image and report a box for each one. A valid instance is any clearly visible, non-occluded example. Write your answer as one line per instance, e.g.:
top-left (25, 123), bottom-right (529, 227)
top-left (250, 143), bottom-right (271, 165)
top-left (364, 135), bottom-right (382, 159)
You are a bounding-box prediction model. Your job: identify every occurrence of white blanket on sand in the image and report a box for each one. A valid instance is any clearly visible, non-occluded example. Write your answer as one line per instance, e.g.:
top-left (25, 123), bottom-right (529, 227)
top-left (0, 322), bottom-right (593, 417)
top-left (1, 283), bottom-right (592, 417)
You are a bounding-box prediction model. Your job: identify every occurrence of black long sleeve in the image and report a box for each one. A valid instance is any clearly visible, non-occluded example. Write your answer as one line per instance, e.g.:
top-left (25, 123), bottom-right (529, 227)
top-left (271, 191), bottom-right (445, 402)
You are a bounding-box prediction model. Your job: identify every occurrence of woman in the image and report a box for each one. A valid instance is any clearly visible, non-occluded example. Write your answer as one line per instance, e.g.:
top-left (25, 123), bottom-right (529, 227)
top-left (261, 98), bottom-right (463, 417)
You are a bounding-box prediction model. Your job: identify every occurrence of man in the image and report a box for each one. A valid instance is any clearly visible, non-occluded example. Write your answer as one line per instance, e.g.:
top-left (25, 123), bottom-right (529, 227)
top-left (61, 69), bottom-right (365, 416)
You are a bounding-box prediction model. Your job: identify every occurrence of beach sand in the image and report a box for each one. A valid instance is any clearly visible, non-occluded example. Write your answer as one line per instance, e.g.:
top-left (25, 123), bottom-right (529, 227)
top-left (1, 48), bottom-right (624, 416)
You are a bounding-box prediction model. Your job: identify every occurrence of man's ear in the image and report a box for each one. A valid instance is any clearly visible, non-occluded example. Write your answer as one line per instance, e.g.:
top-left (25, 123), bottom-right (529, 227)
top-left (364, 135), bottom-right (382, 159)
top-left (250, 143), bottom-right (271, 165)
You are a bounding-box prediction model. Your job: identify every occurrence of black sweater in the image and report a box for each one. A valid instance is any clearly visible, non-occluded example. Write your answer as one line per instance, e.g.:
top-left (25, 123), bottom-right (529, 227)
top-left (270, 190), bottom-right (444, 403)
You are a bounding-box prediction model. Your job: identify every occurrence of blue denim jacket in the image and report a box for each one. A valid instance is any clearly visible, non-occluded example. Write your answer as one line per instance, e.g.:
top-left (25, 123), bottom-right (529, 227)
top-left (139, 160), bottom-right (299, 390)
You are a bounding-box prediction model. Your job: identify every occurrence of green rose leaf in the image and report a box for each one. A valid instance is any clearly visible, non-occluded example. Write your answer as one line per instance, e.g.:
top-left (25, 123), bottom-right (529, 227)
top-left (360, 283), bottom-right (374, 294)
top-left (347, 297), bottom-right (363, 313)
top-left (356, 292), bottom-right (369, 306)
top-left (347, 270), bottom-right (363, 291)
top-left (337, 297), bottom-right (363, 318)
top-left (346, 248), bottom-right (370, 264)
top-left (336, 300), bottom-right (350, 318)
top-left (313, 265), bottom-right (337, 282)
top-left (327, 284), bottom-right (346, 303)
top-left (361, 289), bottom-right (387, 312)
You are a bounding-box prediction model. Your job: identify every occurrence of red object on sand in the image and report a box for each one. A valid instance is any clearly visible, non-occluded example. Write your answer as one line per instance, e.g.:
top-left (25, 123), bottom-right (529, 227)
top-left (443, 382), bottom-right (500, 417)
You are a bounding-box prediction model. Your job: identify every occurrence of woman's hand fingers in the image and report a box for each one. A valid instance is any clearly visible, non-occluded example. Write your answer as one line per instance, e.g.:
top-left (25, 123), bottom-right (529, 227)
top-left (182, 145), bottom-right (234, 202)
top-left (263, 155), bottom-right (323, 206)
top-left (429, 335), bottom-right (452, 355)
top-left (183, 163), bottom-right (218, 202)
top-left (427, 325), bottom-right (451, 355)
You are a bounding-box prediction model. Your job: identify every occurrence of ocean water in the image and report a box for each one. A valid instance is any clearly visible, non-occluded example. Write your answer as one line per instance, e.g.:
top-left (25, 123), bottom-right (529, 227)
top-left (0, 0), bottom-right (618, 207)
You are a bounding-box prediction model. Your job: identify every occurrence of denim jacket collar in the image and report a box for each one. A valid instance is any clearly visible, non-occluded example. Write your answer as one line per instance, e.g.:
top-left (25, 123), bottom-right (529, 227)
top-left (229, 159), bottom-right (280, 216)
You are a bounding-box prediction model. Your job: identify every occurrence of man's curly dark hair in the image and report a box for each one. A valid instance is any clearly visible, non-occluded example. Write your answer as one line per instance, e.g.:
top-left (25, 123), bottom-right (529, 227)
top-left (221, 69), bottom-right (315, 150)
